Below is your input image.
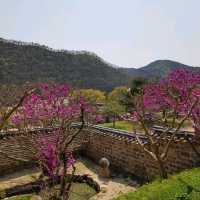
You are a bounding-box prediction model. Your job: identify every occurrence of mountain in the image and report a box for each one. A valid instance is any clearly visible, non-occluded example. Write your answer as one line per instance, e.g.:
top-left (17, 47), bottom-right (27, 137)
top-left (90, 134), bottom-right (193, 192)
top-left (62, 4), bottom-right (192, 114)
top-left (0, 37), bottom-right (199, 91)
top-left (0, 38), bottom-right (128, 91)
top-left (122, 60), bottom-right (199, 79)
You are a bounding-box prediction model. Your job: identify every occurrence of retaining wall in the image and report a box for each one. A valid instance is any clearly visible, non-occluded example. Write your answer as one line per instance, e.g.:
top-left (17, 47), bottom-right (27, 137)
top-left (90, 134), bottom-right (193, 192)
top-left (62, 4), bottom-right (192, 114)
top-left (0, 126), bottom-right (199, 179)
top-left (0, 128), bottom-right (86, 176)
top-left (84, 128), bottom-right (200, 179)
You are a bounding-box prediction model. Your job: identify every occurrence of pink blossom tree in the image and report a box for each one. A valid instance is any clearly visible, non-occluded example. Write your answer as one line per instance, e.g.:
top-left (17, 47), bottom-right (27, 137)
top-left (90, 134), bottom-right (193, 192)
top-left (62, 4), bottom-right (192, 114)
top-left (11, 83), bottom-right (95, 199)
top-left (0, 88), bottom-right (35, 164)
top-left (129, 69), bottom-right (200, 179)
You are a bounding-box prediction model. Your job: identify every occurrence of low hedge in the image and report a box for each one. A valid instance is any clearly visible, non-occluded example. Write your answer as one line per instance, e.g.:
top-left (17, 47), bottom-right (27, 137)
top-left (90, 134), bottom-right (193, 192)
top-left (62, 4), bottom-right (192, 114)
top-left (114, 168), bottom-right (200, 200)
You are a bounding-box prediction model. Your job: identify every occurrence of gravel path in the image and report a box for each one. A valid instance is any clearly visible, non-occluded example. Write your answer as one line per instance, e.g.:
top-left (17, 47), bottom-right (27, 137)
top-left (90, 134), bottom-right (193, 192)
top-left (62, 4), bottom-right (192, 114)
top-left (0, 158), bottom-right (137, 200)
top-left (76, 158), bottom-right (137, 200)
top-left (0, 168), bottom-right (40, 190)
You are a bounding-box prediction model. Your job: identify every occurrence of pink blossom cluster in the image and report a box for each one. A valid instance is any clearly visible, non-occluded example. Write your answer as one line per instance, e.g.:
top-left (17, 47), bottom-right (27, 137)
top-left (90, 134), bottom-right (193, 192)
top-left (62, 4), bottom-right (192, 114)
top-left (11, 84), bottom-right (92, 127)
top-left (38, 142), bottom-right (59, 177)
top-left (144, 69), bottom-right (200, 115)
top-left (124, 69), bottom-right (200, 130)
top-left (33, 130), bottom-right (60, 176)
top-left (66, 153), bottom-right (76, 169)
top-left (143, 83), bottom-right (168, 111)
top-left (11, 83), bottom-right (101, 178)
top-left (35, 133), bottom-right (75, 177)
top-left (94, 114), bottom-right (105, 123)
top-left (11, 115), bottom-right (23, 126)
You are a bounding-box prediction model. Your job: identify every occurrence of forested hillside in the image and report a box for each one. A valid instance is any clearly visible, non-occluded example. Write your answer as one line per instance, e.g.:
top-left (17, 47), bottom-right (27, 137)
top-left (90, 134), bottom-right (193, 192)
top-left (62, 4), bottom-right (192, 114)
top-left (0, 38), bottom-right (128, 91)
top-left (0, 38), bottom-right (199, 91)
top-left (122, 60), bottom-right (199, 79)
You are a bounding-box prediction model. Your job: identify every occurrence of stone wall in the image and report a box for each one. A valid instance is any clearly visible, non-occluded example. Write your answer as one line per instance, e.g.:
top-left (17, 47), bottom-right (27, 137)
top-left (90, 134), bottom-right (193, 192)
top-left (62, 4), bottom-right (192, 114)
top-left (84, 128), bottom-right (200, 179)
top-left (0, 128), bottom-right (86, 176)
top-left (0, 126), bottom-right (199, 179)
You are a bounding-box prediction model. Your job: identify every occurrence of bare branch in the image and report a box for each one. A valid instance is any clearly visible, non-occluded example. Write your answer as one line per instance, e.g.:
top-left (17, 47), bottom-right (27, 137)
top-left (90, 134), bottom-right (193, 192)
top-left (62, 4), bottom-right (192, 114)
top-left (64, 108), bottom-right (85, 150)
top-left (161, 98), bottom-right (199, 160)
top-left (0, 88), bottom-right (36, 130)
top-left (135, 134), bottom-right (158, 161)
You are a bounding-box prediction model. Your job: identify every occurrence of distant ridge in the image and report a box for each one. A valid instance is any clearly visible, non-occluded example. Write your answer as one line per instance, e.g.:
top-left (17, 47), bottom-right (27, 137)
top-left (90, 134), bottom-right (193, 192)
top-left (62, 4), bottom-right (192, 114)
top-left (0, 37), bottom-right (199, 91)
top-left (122, 60), bottom-right (200, 79)
top-left (0, 38), bottom-right (120, 69)
top-left (0, 38), bottom-right (128, 91)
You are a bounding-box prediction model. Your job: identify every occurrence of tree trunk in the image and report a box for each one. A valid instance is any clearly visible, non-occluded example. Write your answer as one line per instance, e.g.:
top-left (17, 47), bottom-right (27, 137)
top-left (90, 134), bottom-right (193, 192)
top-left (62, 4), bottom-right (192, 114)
top-left (113, 116), bottom-right (116, 128)
top-left (105, 116), bottom-right (110, 123)
top-left (60, 154), bottom-right (67, 199)
top-left (157, 157), bottom-right (168, 179)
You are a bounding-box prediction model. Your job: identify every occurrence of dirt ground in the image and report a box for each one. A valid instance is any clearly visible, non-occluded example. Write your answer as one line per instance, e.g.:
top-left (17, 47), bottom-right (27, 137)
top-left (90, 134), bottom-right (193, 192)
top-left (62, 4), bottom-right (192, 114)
top-left (0, 158), bottom-right (137, 200)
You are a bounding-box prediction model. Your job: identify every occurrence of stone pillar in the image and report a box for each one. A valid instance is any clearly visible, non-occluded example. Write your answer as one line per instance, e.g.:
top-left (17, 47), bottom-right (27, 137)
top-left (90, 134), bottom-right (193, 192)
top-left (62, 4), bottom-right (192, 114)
top-left (98, 157), bottom-right (110, 178)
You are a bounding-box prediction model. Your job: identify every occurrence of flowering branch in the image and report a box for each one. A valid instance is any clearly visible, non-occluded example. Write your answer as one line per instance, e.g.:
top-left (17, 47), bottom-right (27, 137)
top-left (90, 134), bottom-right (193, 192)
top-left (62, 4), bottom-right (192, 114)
top-left (128, 69), bottom-right (200, 179)
top-left (0, 88), bottom-right (35, 130)
top-left (9, 83), bottom-right (97, 199)
top-left (161, 97), bottom-right (199, 160)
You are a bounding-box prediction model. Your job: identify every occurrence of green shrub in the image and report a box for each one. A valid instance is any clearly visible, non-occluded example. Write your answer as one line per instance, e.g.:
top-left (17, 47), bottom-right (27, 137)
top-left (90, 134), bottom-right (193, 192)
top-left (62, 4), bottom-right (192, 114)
top-left (114, 168), bottom-right (200, 200)
top-left (8, 194), bottom-right (33, 200)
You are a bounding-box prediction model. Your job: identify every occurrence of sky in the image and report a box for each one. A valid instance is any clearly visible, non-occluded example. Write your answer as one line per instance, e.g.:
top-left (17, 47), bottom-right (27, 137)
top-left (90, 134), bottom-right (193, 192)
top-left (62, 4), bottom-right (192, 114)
top-left (0, 0), bottom-right (199, 68)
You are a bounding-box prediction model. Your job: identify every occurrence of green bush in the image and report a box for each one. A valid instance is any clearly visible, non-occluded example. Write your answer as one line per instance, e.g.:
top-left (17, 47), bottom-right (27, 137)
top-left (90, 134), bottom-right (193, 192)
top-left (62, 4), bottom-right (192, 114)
top-left (114, 168), bottom-right (200, 200)
top-left (7, 194), bottom-right (32, 200)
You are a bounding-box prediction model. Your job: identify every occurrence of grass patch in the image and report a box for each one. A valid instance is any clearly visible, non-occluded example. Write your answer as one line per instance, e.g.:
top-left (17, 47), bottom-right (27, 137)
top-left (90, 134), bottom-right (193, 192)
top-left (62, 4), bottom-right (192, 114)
top-left (101, 118), bottom-right (194, 133)
top-left (7, 194), bottom-right (33, 200)
top-left (69, 183), bottom-right (97, 200)
top-left (101, 121), bottom-right (134, 132)
top-left (7, 183), bottom-right (97, 200)
top-left (114, 168), bottom-right (200, 200)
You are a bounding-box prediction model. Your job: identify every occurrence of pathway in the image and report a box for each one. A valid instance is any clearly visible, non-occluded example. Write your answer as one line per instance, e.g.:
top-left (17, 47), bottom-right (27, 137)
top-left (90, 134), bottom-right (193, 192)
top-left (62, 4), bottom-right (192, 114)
top-left (76, 158), bottom-right (137, 200)
top-left (0, 158), bottom-right (137, 200)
